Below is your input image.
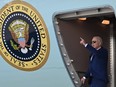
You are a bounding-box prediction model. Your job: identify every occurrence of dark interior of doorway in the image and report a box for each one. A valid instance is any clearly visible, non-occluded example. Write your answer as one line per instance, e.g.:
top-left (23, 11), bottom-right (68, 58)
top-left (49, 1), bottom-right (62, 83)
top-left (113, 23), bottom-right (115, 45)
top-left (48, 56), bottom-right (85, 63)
top-left (57, 14), bottom-right (116, 86)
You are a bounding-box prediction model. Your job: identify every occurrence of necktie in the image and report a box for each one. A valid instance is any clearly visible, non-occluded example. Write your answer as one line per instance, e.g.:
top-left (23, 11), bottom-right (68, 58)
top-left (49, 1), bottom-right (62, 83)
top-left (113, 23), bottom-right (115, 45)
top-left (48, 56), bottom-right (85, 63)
top-left (90, 55), bottom-right (94, 61)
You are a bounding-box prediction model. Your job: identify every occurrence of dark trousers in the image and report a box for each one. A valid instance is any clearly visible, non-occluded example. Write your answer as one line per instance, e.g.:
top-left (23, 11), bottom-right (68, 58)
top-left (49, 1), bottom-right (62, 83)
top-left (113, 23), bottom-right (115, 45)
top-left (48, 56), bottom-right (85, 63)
top-left (90, 78), bottom-right (107, 87)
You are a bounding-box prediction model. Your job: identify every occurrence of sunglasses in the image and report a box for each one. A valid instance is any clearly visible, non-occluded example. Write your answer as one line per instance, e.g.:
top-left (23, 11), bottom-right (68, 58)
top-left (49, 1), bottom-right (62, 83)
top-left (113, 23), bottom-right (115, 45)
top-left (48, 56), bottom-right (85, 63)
top-left (92, 41), bottom-right (97, 43)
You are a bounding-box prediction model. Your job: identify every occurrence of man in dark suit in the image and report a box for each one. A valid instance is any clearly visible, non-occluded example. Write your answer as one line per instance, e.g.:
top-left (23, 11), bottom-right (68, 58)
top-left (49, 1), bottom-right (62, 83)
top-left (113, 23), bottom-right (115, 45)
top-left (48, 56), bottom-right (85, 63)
top-left (80, 36), bottom-right (108, 87)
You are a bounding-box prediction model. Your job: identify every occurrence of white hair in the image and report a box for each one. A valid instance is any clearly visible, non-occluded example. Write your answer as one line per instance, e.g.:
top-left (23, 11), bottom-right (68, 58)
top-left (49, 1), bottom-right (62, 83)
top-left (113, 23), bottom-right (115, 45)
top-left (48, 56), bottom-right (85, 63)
top-left (93, 36), bottom-right (103, 46)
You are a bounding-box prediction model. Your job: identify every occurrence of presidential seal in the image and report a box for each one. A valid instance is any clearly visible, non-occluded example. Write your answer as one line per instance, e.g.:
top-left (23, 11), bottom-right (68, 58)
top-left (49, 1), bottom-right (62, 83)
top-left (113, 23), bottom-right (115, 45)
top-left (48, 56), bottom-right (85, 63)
top-left (0, 0), bottom-right (50, 71)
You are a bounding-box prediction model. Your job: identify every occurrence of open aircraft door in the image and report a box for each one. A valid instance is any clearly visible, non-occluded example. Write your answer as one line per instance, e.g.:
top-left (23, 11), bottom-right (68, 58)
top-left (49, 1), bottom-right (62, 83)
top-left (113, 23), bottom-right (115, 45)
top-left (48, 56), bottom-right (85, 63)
top-left (53, 6), bottom-right (116, 87)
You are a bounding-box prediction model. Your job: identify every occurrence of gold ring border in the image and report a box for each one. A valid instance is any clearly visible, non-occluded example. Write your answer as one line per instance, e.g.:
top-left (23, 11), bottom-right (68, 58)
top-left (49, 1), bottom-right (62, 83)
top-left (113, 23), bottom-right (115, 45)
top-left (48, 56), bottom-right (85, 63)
top-left (0, 0), bottom-right (50, 71)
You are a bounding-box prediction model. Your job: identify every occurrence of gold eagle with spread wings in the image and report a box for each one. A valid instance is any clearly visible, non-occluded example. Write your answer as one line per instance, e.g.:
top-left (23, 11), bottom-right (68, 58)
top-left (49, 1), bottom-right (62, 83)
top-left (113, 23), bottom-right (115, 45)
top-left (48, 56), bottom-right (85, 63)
top-left (8, 19), bottom-right (34, 54)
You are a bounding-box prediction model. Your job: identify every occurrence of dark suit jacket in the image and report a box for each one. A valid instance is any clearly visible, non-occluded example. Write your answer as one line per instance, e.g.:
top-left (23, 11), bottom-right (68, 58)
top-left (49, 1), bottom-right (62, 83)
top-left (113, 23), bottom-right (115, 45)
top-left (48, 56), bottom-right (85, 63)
top-left (84, 44), bottom-right (108, 82)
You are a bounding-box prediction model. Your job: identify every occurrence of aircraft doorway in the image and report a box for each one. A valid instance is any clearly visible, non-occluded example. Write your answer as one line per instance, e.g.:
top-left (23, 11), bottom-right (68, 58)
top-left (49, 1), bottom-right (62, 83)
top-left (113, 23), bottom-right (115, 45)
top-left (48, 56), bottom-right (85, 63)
top-left (53, 7), bottom-right (116, 87)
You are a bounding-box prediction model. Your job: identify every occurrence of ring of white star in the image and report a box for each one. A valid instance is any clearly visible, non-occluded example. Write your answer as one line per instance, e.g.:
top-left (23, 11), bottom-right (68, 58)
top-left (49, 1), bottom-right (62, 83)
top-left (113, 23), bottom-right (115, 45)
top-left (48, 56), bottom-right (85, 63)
top-left (2, 13), bottom-right (40, 60)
